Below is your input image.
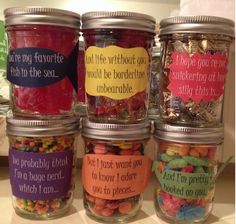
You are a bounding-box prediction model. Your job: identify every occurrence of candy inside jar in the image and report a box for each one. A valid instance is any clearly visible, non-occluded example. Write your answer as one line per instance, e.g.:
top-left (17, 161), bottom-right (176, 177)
top-left (159, 16), bottom-right (234, 127)
top-left (4, 7), bottom-right (80, 118)
top-left (7, 116), bottom-right (79, 219)
top-left (81, 120), bottom-right (152, 222)
top-left (82, 11), bottom-right (155, 123)
top-left (153, 123), bottom-right (223, 223)
top-left (148, 41), bottom-right (161, 120)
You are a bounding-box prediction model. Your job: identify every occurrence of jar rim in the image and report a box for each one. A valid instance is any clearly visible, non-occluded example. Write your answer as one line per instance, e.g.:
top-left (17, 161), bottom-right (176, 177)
top-left (6, 115), bottom-right (79, 136)
top-left (82, 118), bottom-right (151, 140)
top-left (159, 15), bottom-right (235, 38)
top-left (154, 122), bottom-right (224, 144)
top-left (82, 11), bottom-right (156, 34)
top-left (4, 6), bottom-right (81, 30)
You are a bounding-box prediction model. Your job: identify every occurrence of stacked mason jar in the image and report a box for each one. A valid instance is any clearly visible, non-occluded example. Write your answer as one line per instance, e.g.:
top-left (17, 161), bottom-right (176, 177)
top-left (3, 6), bottom-right (235, 224)
top-left (4, 7), bottom-right (80, 219)
top-left (80, 11), bottom-right (156, 223)
top-left (153, 16), bottom-right (234, 223)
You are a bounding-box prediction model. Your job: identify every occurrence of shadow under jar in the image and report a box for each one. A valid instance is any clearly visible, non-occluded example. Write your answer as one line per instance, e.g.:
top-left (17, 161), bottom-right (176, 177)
top-left (4, 7), bottom-right (80, 118)
top-left (6, 115), bottom-right (79, 219)
top-left (158, 16), bottom-right (234, 127)
top-left (82, 11), bottom-right (156, 123)
top-left (153, 122), bottom-right (223, 223)
top-left (81, 119), bottom-right (152, 222)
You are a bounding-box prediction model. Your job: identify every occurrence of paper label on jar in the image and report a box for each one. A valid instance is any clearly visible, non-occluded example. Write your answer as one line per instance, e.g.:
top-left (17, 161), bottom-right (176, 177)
top-left (153, 161), bottom-right (213, 199)
top-left (168, 52), bottom-right (228, 103)
top-left (7, 45), bottom-right (78, 91)
top-left (8, 149), bottom-right (73, 200)
top-left (82, 154), bottom-right (152, 200)
top-left (85, 45), bottom-right (149, 100)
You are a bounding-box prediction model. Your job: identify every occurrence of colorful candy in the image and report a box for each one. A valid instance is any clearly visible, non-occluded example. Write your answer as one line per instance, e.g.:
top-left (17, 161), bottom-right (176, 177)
top-left (82, 11), bottom-right (155, 123)
top-left (85, 192), bottom-right (140, 219)
top-left (86, 91), bottom-right (147, 123)
top-left (9, 135), bottom-right (75, 153)
top-left (8, 134), bottom-right (76, 219)
top-left (148, 44), bottom-right (161, 119)
top-left (154, 141), bottom-right (218, 223)
top-left (84, 138), bottom-right (147, 221)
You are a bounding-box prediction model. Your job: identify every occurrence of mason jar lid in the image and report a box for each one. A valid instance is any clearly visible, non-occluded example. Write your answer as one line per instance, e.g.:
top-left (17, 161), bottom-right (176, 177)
top-left (159, 15), bottom-right (235, 38)
top-left (154, 122), bottom-right (224, 144)
top-left (82, 11), bottom-right (156, 34)
top-left (82, 119), bottom-right (150, 140)
top-left (4, 6), bottom-right (80, 30)
top-left (6, 115), bottom-right (79, 137)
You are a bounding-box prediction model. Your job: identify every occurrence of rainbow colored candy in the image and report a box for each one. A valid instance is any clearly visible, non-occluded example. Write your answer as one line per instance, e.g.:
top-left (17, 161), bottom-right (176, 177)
top-left (9, 135), bottom-right (75, 217)
top-left (155, 142), bottom-right (217, 222)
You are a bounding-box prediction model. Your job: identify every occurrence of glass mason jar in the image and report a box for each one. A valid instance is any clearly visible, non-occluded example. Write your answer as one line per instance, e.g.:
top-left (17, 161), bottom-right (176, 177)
top-left (153, 123), bottom-right (223, 223)
top-left (81, 119), bottom-right (152, 222)
top-left (75, 38), bottom-right (87, 117)
top-left (82, 11), bottom-right (156, 123)
top-left (158, 16), bottom-right (234, 127)
top-left (148, 41), bottom-right (161, 120)
top-left (4, 7), bottom-right (80, 118)
top-left (6, 115), bottom-right (79, 219)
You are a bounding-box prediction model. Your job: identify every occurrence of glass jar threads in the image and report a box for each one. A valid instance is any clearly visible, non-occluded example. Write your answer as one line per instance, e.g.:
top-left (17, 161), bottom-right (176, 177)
top-left (153, 123), bottom-right (223, 223)
top-left (158, 16), bottom-right (234, 127)
top-left (4, 7), bottom-right (80, 118)
top-left (82, 11), bottom-right (156, 123)
top-left (81, 119), bottom-right (152, 222)
top-left (6, 115), bottom-right (79, 219)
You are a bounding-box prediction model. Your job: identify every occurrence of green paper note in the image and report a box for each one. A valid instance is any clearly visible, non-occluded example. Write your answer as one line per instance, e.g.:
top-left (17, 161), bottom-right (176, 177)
top-left (153, 161), bottom-right (214, 199)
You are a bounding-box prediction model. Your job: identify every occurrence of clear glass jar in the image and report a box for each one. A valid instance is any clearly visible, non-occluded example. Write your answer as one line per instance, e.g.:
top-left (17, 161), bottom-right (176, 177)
top-left (153, 123), bottom-right (223, 223)
top-left (148, 41), bottom-right (161, 120)
top-left (82, 11), bottom-right (155, 123)
top-left (4, 7), bottom-right (80, 118)
top-left (75, 38), bottom-right (87, 117)
top-left (81, 119), bottom-right (152, 222)
top-left (6, 115), bottom-right (79, 219)
top-left (159, 16), bottom-right (234, 127)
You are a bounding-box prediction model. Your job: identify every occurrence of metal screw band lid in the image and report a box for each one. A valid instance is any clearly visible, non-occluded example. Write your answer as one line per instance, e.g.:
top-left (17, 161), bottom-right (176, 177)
top-left (6, 115), bottom-right (79, 136)
top-left (82, 118), bottom-right (151, 140)
top-left (159, 15), bottom-right (235, 38)
top-left (82, 11), bottom-right (156, 34)
top-left (4, 6), bottom-right (81, 30)
top-left (154, 122), bottom-right (224, 144)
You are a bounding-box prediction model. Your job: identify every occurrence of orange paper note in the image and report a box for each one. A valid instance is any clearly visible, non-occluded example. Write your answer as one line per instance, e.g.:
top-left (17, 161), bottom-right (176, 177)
top-left (82, 154), bottom-right (152, 200)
